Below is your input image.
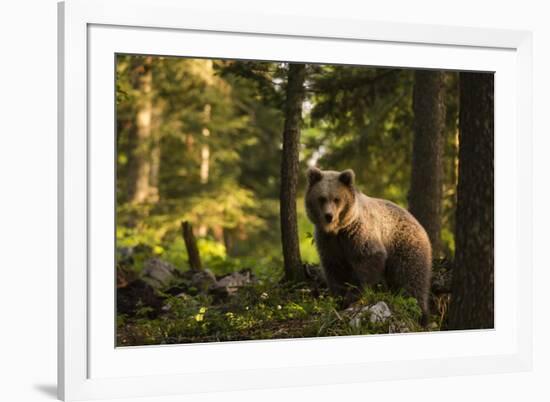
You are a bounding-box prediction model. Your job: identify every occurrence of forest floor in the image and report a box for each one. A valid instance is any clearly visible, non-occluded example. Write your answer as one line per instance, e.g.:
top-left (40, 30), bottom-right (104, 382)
top-left (117, 258), bottom-right (449, 346)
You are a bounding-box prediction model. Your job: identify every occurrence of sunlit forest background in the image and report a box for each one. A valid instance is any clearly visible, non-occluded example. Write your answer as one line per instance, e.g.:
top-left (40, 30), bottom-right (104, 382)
top-left (116, 55), bottom-right (493, 345)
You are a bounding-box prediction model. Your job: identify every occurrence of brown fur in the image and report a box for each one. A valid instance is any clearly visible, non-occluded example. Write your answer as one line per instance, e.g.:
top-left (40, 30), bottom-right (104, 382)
top-left (305, 167), bottom-right (432, 325)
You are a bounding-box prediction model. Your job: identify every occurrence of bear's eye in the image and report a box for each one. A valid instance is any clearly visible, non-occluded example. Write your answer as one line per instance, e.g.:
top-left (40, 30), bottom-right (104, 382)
top-left (318, 196), bottom-right (327, 204)
top-left (333, 197), bottom-right (340, 205)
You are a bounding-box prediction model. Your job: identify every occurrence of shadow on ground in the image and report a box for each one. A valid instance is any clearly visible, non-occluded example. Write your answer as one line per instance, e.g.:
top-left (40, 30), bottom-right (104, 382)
top-left (34, 384), bottom-right (57, 399)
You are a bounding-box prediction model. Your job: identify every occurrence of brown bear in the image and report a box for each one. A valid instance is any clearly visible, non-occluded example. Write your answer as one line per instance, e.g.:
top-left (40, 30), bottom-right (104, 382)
top-left (305, 167), bottom-right (432, 325)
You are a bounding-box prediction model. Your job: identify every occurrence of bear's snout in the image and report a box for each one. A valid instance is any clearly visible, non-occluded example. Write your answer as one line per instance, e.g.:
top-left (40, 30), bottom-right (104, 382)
top-left (324, 213), bottom-right (333, 223)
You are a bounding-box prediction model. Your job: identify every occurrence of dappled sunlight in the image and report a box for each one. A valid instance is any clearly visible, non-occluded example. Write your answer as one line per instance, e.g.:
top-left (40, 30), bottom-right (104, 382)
top-left (115, 55), bottom-right (493, 344)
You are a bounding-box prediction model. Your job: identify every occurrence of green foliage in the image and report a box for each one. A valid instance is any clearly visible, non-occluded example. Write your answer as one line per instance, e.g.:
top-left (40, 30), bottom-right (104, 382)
top-left (117, 279), bottom-right (429, 346)
top-left (183, 182), bottom-right (266, 231)
top-left (307, 67), bottom-right (415, 206)
top-left (116, 55), bottom-right (458, 277)
top-left (115, 55), bottom-right (457, 345)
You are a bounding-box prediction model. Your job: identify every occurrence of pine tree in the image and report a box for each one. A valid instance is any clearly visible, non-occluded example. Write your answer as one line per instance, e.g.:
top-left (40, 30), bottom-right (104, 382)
top-left (409, 70), bottom-right (446, 256)
top-left (280, 63), bottom-right (306, 281)
top-left (447, 72), bottom-right (494, 330)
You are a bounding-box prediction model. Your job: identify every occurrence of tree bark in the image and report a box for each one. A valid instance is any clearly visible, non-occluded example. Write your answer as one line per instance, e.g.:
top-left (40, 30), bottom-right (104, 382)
top-left (148, 103), bottom-right (161, 203)
top-left (181, 221), bottom-right (203, 271)
top-left (128, 56), bottom-right (155, 205)
top-left (280, 63), bottom-right (306, 282)
top-left (200, 104), bottom-right (211, 185)
top-left (198, 103), bottom-right (211, 237)
top-left (447, 72), bottom-right (494, 330)
top-left (409, 70), bottom-right (446, 257)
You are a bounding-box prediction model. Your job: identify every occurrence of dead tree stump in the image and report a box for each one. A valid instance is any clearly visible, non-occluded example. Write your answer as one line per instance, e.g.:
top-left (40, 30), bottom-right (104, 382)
top-left (181, 221), bottom-right (203, 271)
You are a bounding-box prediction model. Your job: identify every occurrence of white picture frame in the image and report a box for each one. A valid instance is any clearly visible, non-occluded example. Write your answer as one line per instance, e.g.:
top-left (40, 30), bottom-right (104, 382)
top-left (58, 0), bottom-right (533, 400)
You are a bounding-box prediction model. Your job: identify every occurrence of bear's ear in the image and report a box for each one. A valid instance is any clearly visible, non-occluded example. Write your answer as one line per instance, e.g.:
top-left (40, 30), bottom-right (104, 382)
top-left (339, 169), bottom-right (355, 187)
top-left (307, 167), bottom-right (323, 186)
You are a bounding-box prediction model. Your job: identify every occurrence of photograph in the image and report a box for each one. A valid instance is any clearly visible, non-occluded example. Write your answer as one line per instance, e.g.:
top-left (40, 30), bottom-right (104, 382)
top-left (114, 55), bottom-right (494, 346)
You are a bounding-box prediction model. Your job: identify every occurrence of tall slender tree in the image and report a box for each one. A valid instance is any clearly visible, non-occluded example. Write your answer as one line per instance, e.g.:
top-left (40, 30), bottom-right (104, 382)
top-left (280, 63), bottom-right (306, 281)
top-left (128, 56), bottom-right (156, 204)
top-left (409, 70), bottom-right (446, 256)
top-left (447, 72), bottom-right (494, 330)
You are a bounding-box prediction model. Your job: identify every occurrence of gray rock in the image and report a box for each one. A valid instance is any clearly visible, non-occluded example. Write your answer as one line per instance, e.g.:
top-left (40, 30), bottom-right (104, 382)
top-left (347, 301), bottom-right (393, 328)
top-left (367, 301), bottom-right (392, 323)
top-left (214, 270), bottom-right (254, 295)
top-left (190, 269), bottom-right (217, 291)
top-left (142, 258), bottom-right (178, 289)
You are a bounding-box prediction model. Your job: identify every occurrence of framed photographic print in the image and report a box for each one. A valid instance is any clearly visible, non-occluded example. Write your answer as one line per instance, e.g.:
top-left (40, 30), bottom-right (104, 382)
top-left (58, 0), bottom-right (533, 400)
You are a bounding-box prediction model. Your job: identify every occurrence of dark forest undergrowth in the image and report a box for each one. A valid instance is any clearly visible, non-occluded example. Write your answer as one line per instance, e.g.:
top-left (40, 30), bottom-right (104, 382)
top-left (117, 255), bottom-right (451, 346)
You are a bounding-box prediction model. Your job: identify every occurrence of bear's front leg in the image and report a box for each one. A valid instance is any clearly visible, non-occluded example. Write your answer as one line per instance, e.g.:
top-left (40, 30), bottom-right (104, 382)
top-left (322, 260), bottom-right (352, 298)
top-left (338, 249), bottom-right (387, 307)
top-left (352, 249), bottom-right (387, 291)
top-left (319, 253), bottom-right (359, 307)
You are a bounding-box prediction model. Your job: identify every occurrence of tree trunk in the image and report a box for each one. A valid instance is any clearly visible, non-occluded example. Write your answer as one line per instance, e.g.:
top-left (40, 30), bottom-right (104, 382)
top-left (148, 104), bottom-right (161, 203)
top-left (280, 63), bottom-right (306, 282)
top-left (447, 72), bottom-right (494, 330)
top-left (198, 103), bottom-right (211, 237)
top-left (409, 70), bottom-right (446, 257)
top-left (200, 104), bottom-right (211, 185)
top-left (181, 221), bottom-right (203, 271)
top-left (223, 230), bottom-right (234, 256)
top-left (128, 56), bottom-right (154, 205)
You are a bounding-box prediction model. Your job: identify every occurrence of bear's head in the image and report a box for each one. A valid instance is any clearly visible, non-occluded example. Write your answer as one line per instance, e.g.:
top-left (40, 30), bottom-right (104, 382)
top-left (305, 167), bottom-right (357, 234)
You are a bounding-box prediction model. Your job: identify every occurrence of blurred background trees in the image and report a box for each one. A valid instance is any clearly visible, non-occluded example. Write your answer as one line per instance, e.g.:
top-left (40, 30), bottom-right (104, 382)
top-left (116, 55), bottom-right (463, 276)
